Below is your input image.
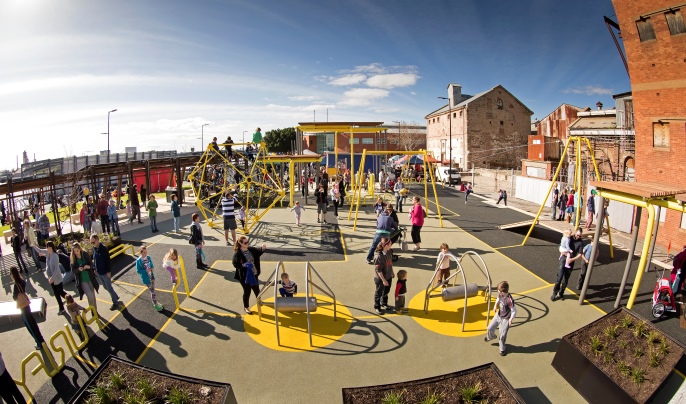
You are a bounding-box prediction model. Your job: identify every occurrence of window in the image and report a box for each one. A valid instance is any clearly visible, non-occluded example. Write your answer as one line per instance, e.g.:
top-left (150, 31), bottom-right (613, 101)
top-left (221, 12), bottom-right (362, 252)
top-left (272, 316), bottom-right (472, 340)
top-left (666, 9), bottom-right (686, 35)
top-left (389, 138), bottom-right (398, 144)
top-left (681, 212), bottom-right (686, 229)
top-left (653, 122), bottom-right (670, 148)
top-left (377, 138), bottom-right (386, 145)
top-left (500, 121), bottom-right (504, 126)
top-left (636, 17), bottom-right (657, 41)
top-left (453, 112), bottom-right (456, 118)
top-left (362, 138), bottom-right (374, 145)
top-left (497, 99), bottom-right (503, 110)
top-left (349, 138), bottom-right (359, 144)
top-left (459, 111), bottom-right (463, 117)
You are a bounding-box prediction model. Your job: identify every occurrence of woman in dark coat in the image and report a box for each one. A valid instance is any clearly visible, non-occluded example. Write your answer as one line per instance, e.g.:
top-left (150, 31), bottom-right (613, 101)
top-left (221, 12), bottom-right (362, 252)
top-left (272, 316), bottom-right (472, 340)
top-left (70, 242), bottom-right (100, 312)
top-left (232, 236), bottom-right (267, 315)
top-left (10, 266), bottom-right (45, 350)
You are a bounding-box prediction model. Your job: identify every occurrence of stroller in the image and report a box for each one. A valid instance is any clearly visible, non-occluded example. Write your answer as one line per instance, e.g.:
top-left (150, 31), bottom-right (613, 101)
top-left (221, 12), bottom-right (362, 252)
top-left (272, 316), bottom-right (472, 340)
top-left (389, 226), bottom-right (407, 262)
top-left (652, 266), bottom-right (678, 318)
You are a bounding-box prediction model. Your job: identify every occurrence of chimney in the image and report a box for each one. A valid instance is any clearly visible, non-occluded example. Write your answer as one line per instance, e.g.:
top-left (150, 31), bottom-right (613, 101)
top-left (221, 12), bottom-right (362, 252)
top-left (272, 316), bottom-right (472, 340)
top-left (448, 84), bottom-right (462, 107)
top-left (596, 101), bottom-right (603, 110)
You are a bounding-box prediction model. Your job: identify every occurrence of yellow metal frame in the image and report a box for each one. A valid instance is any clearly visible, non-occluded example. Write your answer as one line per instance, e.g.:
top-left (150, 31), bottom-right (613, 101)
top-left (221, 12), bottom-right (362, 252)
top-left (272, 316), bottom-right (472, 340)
top-left (110, 243), bottom-right (134, 260)
top-left (172, 256), bottom-right (191, 310)
top-left (521, 136), bottom-right (614, 258)
top-left (348, 149), bottom-right (442, 231)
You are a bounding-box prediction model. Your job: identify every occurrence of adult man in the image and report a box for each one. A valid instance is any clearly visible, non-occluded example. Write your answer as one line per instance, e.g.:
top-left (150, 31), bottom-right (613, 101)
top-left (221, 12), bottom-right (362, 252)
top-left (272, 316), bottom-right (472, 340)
top-left (585, 190), bottom-right (596, 230)
top-left (373, 236), bottom-right (395, 315)
top-left (129, 184), bottom-right (143, 224)
top-left (314, 183), bottom-right (328, 224)
top-left (221, 191), bottom-right (240, 245)
top-left (366, 210), bottom-right (398, 264)
top-left (97, 194), bottom-right (111, 234)
top-left (37, 210), bottom-right (50, 244)
top-left (551, 186), bottom-right (560, 220)
top-left (91, 234), bottom-right (120, 310)
top-left (552, 228), bottom-right (584, 301)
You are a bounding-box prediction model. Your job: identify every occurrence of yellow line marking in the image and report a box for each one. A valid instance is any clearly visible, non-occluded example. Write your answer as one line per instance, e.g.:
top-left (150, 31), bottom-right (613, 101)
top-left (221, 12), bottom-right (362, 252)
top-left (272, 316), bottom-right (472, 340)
top-left (515, 284), bottom-right (554, 294)
top-left (102, 288), bottom-right (147, 328)
top-left (339, 227), bottom-right (348, 262)
top-left (73, 354), bottom-right (98, 368)
top-left (113, 280), bottom-right (174, 293)
top-left (675, 369), bottom-right (686, 379)
top-left (134, 308), bottom-right (179, 364)
top-left (494, 244), bottom-right (523, 250)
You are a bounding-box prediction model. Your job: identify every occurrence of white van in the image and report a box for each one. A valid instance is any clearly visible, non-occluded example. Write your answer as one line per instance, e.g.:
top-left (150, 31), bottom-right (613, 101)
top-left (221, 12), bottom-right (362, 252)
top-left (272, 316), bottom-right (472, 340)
top-left (438, 166), bottom-right (462, 185)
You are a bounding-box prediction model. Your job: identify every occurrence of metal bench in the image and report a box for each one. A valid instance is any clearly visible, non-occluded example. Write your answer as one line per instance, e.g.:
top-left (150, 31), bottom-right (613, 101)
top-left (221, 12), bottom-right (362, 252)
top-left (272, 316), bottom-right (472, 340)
top-left (0, 298), bottom-right (47, 323)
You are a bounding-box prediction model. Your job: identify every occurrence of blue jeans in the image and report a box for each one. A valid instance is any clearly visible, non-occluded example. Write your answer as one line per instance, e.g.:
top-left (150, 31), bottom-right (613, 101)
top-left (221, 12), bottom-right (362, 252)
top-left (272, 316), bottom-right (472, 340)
top-left (395, 195), bottom-right (403, 212)
top-left (173, 216), bottom-right (179, 232)
top-left (97, 273), bottom-right (119, 305)
top-left (109, 216), bottom-right (120, 235)
top-left (150, 216), bottom-right (158, 231)
top-left (366, 232), bottom-right (389, 262)
top-left (29, 244), bottom-right (41, 269)
top-left (553, 256), bottom-right (573, 298)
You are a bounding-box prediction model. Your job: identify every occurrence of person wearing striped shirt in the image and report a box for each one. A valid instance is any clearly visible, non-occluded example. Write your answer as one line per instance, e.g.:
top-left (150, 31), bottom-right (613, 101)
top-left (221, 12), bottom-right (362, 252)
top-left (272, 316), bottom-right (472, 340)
top-left (221, 191), bottom-right (241, 246)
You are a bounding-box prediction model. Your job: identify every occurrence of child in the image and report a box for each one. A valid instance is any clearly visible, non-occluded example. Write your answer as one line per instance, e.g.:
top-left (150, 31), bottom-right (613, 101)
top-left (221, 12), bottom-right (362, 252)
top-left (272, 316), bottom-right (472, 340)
top-left (65, 294), bottom-right (86, 339)
top-left (190, 213), bottom-right (207, 269)
top-left (136, 245), bottom-right (163, 311)
top-left (436, 243), bottom-right (452, 287)
top-left (373, 197), bottom-right (386, 218)
top-left (484, 281), bottom-right (516, 356)
top-left (126, 199), bottom-right (132, 224)
top-left (278, 272), bottom-right (298, 297)
top-left (559, 228), bottom-right (573, 269)
top-left (237, 206), bottom-right (247, 230)
top-left (162, 248), bottom-right (180, 286)
top-left (290, 201), bottom-right (305, 226)
top-left (395, 270), bottom-right (408, 314)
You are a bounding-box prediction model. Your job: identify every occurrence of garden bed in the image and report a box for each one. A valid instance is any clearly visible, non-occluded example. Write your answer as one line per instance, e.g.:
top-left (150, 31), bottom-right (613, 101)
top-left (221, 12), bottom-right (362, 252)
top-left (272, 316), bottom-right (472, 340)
top-left (552, 307), bottom-right (684, 403)
top-left (68, 355), bottom-right (234, 404)
top-left (342, 363), bottom-right (523, 404)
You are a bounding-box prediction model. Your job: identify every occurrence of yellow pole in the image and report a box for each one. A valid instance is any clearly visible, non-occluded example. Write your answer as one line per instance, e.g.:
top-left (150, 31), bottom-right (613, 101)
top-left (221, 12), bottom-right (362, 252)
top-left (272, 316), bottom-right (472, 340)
top-left (627, 204), bottom-right (655, 309)
top-left (425, 151), bottom-right (443, 227)
top-left (353, 149), bottom-right (367, 231)
top-left (335, 131), bottom-right (338, 178)
top-left (605, 214), bottom-right (615, 259)
top-left (179, 256), bottom-right (190, 297)
top-left (574, 138), bottom-right (581, 229)
top-left (584, 137), bottom-right (613, 256)
top-left (522, 136), bottom-right (573, 245)
top-left (422, 154), bottom-right (429, 216)
top-left (289, 159), bottom-right (295, 208)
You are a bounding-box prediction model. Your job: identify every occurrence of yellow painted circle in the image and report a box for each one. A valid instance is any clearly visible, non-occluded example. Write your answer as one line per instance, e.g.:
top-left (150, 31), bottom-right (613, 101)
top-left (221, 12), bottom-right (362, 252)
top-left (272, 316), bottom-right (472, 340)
top-left (244, 294), bottom-right (353, 352)
top-left (408, 289), bottom-right (494, 338)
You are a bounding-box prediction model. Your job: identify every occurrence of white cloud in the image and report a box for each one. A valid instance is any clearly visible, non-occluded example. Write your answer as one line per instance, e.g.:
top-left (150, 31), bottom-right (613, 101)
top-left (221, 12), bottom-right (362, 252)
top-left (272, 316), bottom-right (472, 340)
top-left (410, 91), bottom-right (417, 95)
top-left (562, 85), bottom-right (613, 96)
top-left (366, 73), bottom-right (418, 89)
top-left (328, 74), bottom-right (367, 86)
top-left (339, 88), bottom-right (389, 107)
top-left (288, 95), bottom-right (320, 101)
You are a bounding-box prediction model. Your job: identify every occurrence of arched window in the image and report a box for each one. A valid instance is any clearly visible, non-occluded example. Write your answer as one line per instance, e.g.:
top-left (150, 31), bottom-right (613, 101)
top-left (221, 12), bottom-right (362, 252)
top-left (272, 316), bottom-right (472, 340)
top-left (497, 99), bottom-right (503, 110)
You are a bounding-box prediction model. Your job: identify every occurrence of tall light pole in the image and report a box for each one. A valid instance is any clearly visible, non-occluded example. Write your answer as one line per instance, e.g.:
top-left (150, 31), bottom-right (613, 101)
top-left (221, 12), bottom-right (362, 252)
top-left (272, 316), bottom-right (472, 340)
top-left (438, 97), bottom-right (452, 183)
top-left (107, 109), bottom-right (117, 162)
top-left (200, 123), bottom-right (209, 151)
top-left (392, 120), bottom-right (401, 149)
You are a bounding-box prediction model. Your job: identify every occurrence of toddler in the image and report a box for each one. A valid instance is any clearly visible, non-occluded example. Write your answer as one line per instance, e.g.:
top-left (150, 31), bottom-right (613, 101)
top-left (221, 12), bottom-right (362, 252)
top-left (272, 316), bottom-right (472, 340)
top-left (395, 270), bottom-right (408, 314)
top-left (237, 206), bottom-right (247, 230)
top-left (290, 201), bottom-right (306, 226)
top-left (278, 272), bottom-right (298, 297)
top-left (559, 228), bottom-right (573, 269)
top-left (484, 281), bottom-right (516, 356)
top-left (436, 243), bottom-right (452, 287)
top-left (65, 294), bottom-right (86, 339)
top-left (373, 197), bottom-right (386, 218)
top-left (162, 248), bottom-right (180, 286)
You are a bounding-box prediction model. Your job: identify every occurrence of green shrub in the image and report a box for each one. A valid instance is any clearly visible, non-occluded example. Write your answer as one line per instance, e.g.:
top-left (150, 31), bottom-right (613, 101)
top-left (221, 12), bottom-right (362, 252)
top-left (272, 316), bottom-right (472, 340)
top-left (459, 382), bottom-right (482, 404)
top-left (166, 386), bottom-right (193, 404)
top-left (590, 335), bottom-right (604, 356)
top-left (633, 347), bottom-right (644, 358)
top-left (604, 325), bottom-right (619, 339)
top-left (621, 315), bottom-right (633, 328)
top-left (109, 372), bottom-right (125, 390)
top-left (420, 388), bottom-right (445, 404)
top-left (618, 361), bottom-right (632, 377)
top-left (381, 390), bottom-right (405, 404)
top-left (632, 367), bottom-right (646, 384)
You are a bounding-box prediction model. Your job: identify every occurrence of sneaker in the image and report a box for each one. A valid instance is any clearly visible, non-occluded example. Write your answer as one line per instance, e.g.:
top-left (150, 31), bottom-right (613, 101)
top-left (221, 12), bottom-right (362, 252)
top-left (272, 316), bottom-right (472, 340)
top-left (551, 295), bottom-right (557, 302)
top-left (374, 309), bottom-right (383, 315)
top-left (317, 218), bottom-right (320, 223)
top-left (559, 294), bottom-right (565, 301)
top-left (244, 308), bottom-right (252, 315)
top-left (367, 260), bottom-right (374, 265)
top-left (226, 241), bottom-right (230, 246)
top-left (153, 303), bottom-right (164, 311)
top-left (58, 309), bottom-right (66, 315)
top-left (110, 304), bottom-right (119, 311)
top-left (323, 220), bottom-right (328, 224)
top-left (500, 351), bottom-right (506, 356)
top-left (35, 343), bottom-right (43, 350)
top-left (484, 337), bottom-right (492, 342)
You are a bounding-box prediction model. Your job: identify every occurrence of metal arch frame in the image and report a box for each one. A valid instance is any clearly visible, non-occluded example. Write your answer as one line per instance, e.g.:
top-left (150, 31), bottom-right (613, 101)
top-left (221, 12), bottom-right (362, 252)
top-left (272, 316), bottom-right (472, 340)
top-left (256, 261), bottom-right (337, 347)
top-left (423, 251), bottom-right (492, 332)
top-left (348, 149), bottom-right (443, 231)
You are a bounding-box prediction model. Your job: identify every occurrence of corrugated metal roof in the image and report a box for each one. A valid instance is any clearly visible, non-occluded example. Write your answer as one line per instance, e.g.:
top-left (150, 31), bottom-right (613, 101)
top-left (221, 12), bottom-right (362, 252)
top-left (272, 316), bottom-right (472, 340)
top-left (569, 115), bottom-right (616, 130)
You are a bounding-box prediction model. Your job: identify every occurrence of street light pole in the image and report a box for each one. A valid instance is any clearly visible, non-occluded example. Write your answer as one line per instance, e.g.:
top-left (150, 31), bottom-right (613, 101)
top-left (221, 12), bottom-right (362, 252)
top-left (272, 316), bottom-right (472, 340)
top-left (438, 97), bottom-right (452, 184)
top-left (201, 123), bottom-right (209, 151)
top-left (107, 109), bottom-right (117, 162)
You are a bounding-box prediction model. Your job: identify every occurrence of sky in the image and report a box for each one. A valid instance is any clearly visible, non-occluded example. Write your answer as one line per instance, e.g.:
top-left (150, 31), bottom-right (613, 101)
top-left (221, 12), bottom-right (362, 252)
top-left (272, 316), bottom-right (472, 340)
top-left (0, 0), bottom-right (629, 170)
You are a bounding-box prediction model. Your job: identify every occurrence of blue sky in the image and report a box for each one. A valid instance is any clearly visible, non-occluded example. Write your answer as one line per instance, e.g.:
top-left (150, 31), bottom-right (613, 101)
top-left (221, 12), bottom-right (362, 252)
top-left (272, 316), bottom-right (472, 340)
top-left (0, 0), bottom-right (629, 169)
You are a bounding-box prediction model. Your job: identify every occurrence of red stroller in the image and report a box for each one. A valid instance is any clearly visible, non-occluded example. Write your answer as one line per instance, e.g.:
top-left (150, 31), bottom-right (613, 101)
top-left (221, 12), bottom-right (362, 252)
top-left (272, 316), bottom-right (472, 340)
top-left (652, 266), bottom-right (677, 318)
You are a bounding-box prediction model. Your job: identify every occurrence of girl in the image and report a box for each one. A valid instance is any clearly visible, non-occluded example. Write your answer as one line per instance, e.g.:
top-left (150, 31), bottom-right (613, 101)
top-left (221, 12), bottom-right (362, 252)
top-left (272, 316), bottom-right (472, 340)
top-left (107, 200), bottom-right (120, 236)
top-left (409, 196), bottom-right (425, 251)
top-left (330, 185), bottom-right (340, 219)
top-left (436, 243), bottom-right (452, 287)
top-left (171, 194), bottom-right (181, 233)
top-left (10, 266), bottom-right (45, 350)
top-left (232, 236), bottom-right (267, 315)
top-left (162, 248), bottom-right (180, 286)
top-left (290, 201), bottom-right (305, 226)
top-left (65, 294), bottom-right (86, 339)
top-left (71, 242), bottom-right (99, 312)
top-left (566, 190), bottom-right (575, 223)
top-left (147, 195), bottom-right (159, 233)
top-left (190, 213), bottom-right (207, 269)
top-left (136, 245), bottom-right (163, 311)
top-left (373, 197), bottom-right (386, 218)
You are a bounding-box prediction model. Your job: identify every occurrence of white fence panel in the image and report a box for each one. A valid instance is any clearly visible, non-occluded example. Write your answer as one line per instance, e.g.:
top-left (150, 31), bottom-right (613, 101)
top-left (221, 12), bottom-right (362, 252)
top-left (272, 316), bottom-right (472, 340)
top-left (515, 176), bottom-right (553, 206)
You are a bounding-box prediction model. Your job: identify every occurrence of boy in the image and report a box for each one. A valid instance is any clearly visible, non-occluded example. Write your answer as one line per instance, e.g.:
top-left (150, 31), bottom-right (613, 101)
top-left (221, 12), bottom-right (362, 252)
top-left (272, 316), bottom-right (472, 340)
top-left (278, 272), bottom-right (298, 297)
top-left (436, 243), bottom-right (452, 287)
top-left (395, 270), bottom-right (408, 314)
top-left (484, 281), bottom-right (516, 356)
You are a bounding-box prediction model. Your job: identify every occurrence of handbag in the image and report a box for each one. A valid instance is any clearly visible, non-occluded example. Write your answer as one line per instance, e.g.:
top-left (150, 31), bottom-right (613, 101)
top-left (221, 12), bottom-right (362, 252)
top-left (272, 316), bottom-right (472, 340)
top-left (16, 284), bottom-right (30, 309)
top-left (401, 240), bottom-right (409, 251)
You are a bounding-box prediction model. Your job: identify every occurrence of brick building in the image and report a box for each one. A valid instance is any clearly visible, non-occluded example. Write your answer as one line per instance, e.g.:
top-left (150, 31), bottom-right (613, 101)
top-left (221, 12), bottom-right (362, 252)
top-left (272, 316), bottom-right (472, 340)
top-left (612, 0), bottom-right (686, 247)
top-left (425, 84), bottom-right (533, 170)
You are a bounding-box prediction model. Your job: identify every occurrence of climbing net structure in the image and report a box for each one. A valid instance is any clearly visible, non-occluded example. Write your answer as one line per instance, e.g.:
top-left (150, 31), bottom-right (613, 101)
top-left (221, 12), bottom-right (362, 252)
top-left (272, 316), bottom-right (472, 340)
top-left (187, 142), bottom-right (286, 234)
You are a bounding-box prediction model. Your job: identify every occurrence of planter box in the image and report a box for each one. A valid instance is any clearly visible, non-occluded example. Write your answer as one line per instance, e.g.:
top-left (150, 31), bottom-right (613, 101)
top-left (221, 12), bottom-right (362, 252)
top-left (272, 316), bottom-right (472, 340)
top-left (68, 355), bottom-right (236, 404)
top-left (552, 307), bottom-right (684, 404)
top-left (342, 363), bottom-right (524, 404)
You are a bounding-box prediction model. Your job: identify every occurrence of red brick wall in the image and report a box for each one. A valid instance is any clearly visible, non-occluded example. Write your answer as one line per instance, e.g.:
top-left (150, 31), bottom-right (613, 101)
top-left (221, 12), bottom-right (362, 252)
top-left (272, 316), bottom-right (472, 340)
top-left (613, 0), bottom-right (686, 247)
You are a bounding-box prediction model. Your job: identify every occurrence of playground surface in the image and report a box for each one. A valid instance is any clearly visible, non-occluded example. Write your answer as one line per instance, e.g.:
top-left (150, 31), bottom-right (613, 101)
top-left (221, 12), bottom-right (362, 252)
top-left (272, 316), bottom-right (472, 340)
top-left (2, 186), bottom-right (686, 403)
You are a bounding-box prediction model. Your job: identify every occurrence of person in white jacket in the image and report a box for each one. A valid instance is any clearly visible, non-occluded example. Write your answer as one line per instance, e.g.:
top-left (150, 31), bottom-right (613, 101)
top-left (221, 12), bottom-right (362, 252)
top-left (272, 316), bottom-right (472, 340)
top-left (24, 218), bottom-right (41, 270)
top-left (34, 241), bottom-right (67, 315)
top-left (484, 280), bottom-right (517, 356)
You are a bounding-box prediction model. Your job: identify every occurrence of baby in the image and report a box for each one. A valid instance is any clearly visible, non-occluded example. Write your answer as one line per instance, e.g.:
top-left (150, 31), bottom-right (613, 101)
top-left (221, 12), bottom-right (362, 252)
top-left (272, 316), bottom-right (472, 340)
top-left (290, 201), bottom-right (306, 226)
top-left (559, 228), bottom-right (573, 269)
top-left (278, 272), bottom-right (298, 297)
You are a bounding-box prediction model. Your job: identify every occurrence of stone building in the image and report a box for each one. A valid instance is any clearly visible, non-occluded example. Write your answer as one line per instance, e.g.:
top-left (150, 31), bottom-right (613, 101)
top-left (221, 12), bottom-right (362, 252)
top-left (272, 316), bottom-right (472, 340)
top-left (612, 0), bottom-right (686, 248)
top-left (425, 84), bottom-right (533, 170)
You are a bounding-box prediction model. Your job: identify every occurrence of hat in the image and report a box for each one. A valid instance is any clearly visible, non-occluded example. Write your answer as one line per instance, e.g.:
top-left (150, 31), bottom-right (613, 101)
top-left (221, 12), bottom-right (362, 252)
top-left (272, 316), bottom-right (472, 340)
top-left (591, 189), bottom-right (598, 196)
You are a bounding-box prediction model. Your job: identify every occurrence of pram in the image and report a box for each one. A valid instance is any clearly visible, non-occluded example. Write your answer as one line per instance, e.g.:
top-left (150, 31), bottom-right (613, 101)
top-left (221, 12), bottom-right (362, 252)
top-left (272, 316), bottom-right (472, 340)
top-left (652, 266), bottom-right (678, 318)
top-left (389, 226), bottom-right (407, 262)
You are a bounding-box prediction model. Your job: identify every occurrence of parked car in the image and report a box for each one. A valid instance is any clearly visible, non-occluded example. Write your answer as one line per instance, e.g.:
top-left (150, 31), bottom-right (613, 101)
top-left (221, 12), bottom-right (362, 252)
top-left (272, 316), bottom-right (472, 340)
top-left (440, 168), bottom-right (462, 185)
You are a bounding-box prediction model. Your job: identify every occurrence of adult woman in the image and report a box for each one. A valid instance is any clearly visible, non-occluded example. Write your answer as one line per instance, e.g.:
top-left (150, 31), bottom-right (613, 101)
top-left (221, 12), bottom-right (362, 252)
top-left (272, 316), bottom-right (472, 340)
top-left (10, 266), bottom-right (45, 350)
top-left (70, 242), bottom-right (99, 312)
top-left (232, 236), bottom-right (267, 314)
top-left (23, 217), bottom-right (41, 270)
top-left (557, 189), bottom-right (569, 221)
top-left (373, 237), bottom-right (394, 315)
top-left (408, 196), bottom-right (425, 251)
top-left (393, 177), bottom-right (405, 212)
top-left (34, 241), bottom-right (66, 315)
